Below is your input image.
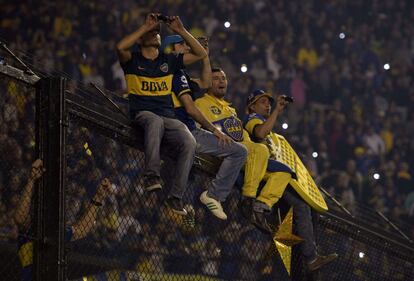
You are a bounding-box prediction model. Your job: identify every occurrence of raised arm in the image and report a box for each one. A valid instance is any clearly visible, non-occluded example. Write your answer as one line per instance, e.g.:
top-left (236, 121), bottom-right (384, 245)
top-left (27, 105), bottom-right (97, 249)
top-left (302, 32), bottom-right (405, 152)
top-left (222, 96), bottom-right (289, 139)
top-left (253, 96), bottom-right (287, 140)
top-left (191, 37), bottom-right (212, 89)
top-left (116, 13), bottom-right (160, 63)
top-left (14, 159), bottom-right (45, 228)
top-left (167, 16), bottom-right (207, 65)
top-left (72, 178), bottom-right (112, 240)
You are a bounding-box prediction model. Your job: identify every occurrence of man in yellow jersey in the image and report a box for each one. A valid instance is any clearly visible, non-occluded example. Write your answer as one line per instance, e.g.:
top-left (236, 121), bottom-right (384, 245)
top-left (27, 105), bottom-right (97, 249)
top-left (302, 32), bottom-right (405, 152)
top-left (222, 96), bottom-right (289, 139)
top-left (244, 90), bottom-right (338, 271)
top-left (195, 68), bottom-right (272, 232)
top-left (161, 37), bottom-right (247, 220)
top-left (116, 13), bottom-right (207, 215)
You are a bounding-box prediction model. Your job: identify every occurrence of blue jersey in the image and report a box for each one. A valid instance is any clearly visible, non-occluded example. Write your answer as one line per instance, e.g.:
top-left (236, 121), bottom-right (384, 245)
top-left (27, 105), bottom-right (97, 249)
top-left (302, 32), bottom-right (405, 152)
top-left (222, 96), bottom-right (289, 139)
top-left (121, 51), bottom-right (184, 118)
top-left (171, 70), bottom-right (197, 131)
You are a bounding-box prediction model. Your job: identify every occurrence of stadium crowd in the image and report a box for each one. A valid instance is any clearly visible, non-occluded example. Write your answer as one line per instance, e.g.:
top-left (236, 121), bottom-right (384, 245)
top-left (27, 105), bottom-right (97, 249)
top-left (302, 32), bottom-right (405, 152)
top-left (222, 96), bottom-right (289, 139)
top-left (0, 0), bottom-right (413, 280)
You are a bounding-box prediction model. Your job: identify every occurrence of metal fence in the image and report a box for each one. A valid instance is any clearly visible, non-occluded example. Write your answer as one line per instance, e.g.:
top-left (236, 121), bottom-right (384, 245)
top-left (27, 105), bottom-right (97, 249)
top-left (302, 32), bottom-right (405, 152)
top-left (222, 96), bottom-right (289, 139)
top-left (0, 61), bottom-right (39, 280)
top-left (0, 65), bottom-right (413, 281)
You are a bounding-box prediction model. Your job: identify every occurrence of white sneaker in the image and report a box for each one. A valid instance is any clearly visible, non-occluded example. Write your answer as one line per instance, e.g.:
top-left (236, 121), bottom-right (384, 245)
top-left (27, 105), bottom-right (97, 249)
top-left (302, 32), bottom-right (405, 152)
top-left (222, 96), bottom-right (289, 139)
top-left (200, 191), bottom-right (227, 220)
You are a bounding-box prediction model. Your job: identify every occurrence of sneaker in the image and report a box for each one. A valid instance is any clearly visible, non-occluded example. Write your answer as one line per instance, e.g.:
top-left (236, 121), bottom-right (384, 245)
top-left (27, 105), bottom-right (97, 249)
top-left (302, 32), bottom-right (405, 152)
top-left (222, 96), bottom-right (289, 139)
top-left (182, 204), bottom-right (195, 229)
top-left (142, 175), bottom-right (162, 192)
top-left (307, 253), bottom-right (338, 271)
top-left (239, 197), bottom-right (255, 220)
top-left (251, 210), bottom-right (273, 234)
top-left (165, 197), bottom-right (187, 215)
top-left (200, 191), bottom-right (227, 220)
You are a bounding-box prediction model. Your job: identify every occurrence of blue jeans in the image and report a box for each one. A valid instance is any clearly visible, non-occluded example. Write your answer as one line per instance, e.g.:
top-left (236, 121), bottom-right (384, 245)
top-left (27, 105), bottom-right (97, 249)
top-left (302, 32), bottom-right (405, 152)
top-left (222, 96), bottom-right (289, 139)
top-left (191, 128), bottom-right (247, 201)
top-left (133, 111), bottom-right (196, 199)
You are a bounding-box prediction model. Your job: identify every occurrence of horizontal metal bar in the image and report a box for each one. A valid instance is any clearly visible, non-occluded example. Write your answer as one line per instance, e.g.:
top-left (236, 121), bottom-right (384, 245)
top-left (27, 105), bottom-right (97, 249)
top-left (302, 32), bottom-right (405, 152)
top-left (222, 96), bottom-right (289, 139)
top-left (0, 64), bottom-right (40, 85)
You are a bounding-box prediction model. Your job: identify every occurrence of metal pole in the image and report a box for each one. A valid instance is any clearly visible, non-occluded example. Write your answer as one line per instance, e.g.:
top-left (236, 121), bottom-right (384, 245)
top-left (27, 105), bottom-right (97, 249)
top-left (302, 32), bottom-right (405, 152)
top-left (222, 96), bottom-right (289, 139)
top-left (35, 76), bottom-right (67, 281)
top-left (376, 211), bottom-right (413, 244)
top-left (320, 187), bottom-right (354, 217)
top-left (0, 41), bottom-right (38, 76)
top-left (89, 82), bottom-right (129, 120)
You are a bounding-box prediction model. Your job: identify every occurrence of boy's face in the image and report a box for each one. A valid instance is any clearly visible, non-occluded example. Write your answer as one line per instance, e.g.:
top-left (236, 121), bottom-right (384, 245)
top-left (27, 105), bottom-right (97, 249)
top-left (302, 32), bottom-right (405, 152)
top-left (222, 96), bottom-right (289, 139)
top-left (250, 96), bottom-right (272, 117)
top-left (173, 41), bottom-right (190, 54)
top-left (141, 27), bottom-right (161, 48)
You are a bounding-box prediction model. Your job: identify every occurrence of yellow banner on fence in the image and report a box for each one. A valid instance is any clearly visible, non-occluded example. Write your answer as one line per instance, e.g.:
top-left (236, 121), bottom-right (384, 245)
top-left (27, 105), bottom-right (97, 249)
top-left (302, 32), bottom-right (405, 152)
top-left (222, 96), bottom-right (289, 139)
top-left (271, 133), bottom-right (328, 212)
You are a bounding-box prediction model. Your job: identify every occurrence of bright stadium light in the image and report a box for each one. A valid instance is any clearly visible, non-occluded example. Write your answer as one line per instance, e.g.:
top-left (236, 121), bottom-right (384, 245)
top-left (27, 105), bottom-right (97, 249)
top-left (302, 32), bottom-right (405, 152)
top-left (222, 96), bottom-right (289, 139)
top-left (373, 173), bottom-right (380, 180)
top-left (312, 152), bottom-right (318, 158)
top-left (224, 21), bottom-right (231, 28)
top-left (383, 63), bottom-right (390, 70)
top-left (339, 32), bottom-right (346, 39)
top-left (282, 123), bottom-right (288, 130)
top-left (240, 64), bottom-right (248, 73)
top-left (359, 252), bottom-right (365, 258)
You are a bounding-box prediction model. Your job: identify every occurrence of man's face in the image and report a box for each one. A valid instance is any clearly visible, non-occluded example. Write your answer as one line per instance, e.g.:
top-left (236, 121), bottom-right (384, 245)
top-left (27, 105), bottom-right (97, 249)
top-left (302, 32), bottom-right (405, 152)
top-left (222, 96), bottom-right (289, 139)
top-left (173, 41), bottom-right (190, 54)
top-left (141, 27), bottom-right (161, 48)
top-left (211, 70), bottom-right (227, 98)
top-left (250, 96), bottom-right (272, 118)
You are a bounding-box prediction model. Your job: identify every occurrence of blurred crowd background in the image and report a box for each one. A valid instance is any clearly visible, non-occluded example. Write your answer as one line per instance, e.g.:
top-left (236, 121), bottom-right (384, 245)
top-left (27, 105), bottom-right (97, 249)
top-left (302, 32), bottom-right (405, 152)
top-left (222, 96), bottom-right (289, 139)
top-left (0, 0), bottom-right (414, 279)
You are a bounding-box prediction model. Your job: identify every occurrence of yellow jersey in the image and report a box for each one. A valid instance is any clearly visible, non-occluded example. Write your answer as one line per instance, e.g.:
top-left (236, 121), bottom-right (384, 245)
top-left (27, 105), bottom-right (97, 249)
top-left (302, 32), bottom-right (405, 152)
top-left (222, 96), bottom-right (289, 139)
top-left (195, 94), bottom-right (251, 142)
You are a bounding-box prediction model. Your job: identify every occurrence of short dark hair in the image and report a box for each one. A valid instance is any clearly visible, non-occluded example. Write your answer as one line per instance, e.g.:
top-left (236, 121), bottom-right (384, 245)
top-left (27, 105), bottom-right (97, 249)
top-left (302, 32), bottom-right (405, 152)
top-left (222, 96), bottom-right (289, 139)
top-left (211, 67), bottom-right (223, 73)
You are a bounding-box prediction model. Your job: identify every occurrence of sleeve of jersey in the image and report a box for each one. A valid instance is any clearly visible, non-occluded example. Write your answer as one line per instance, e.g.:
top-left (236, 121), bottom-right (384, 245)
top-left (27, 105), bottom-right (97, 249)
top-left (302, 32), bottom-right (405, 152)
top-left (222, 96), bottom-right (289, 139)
top-left (120, 51), bottom-right (139, 73)
top-left (195, 97), bottom-right (212, 120)
top-left (245, 118), bottom-right (264, 135)
top-left (173, 70), bottom-right (191, 98)
top-left (168, 53), bottom-right (184, 73)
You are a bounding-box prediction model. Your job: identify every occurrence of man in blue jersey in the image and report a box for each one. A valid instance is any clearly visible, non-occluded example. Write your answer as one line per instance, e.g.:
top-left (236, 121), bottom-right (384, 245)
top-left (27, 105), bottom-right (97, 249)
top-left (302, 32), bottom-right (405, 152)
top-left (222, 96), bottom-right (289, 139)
top-left (162, 35), bottom-right (247, 219)
top-left (14, 159), bottom-right (113, 280)
top-left (161, 35), bottom-right (212, 97)
top-left (116, 13), bottom-right (207, 215)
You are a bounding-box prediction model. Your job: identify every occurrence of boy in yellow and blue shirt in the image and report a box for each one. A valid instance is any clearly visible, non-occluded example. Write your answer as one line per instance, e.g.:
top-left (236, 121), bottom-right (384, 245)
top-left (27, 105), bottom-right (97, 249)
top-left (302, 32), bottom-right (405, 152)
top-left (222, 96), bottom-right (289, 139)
top-left (244, 89), bottom-right (338, 270)
top-left (195, 68), bottom-right (273, 232)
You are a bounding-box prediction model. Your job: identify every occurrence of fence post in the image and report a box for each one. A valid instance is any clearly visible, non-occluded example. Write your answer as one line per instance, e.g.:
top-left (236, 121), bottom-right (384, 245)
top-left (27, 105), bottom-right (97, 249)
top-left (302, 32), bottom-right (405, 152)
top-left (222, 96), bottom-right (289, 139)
top-left (35, 76), bottom-right (67, 281)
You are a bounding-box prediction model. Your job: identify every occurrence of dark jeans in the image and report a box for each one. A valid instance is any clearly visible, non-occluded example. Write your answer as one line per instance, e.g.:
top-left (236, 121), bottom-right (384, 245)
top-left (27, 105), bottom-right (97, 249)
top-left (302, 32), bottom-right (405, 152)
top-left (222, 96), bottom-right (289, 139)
top-left (282, 188), bottom-right (317, 262)
top-left (133, 111), bottom-right (196, 199)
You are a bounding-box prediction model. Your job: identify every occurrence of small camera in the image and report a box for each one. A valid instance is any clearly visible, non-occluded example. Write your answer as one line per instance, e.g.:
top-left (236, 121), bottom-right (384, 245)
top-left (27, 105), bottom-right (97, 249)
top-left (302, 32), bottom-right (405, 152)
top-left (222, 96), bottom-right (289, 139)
top-left (281, 95), bottom-right (294, 103)
top-left (157, 14), bottom-right (170, 22)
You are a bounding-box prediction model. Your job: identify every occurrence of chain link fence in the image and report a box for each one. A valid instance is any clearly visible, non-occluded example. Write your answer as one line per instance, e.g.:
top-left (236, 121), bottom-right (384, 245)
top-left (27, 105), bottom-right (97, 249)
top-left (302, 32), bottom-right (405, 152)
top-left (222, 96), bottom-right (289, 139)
top-left (0, 62), bottom-right (38, 280)
top-left (63, 88), bottom-right (413, 281)
top-left (64, 115), bottom-right (284, 281)
top-left (317, 213), bottom-right (413, 281)
top-left (0, 66), bottom-right (413, 280)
